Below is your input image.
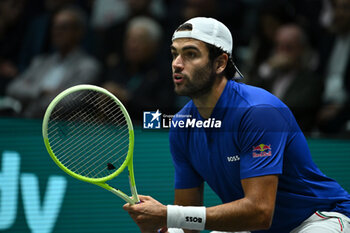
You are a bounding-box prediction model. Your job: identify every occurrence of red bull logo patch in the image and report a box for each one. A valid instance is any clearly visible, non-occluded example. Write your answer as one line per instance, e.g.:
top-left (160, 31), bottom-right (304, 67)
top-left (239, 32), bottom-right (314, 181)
top-left (252, 144), bottom-right (272, 158)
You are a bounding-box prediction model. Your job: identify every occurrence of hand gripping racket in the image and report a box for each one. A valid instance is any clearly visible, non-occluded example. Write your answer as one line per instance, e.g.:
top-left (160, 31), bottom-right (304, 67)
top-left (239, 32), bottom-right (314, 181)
top-left (42, 84), bottom-right (139, 204)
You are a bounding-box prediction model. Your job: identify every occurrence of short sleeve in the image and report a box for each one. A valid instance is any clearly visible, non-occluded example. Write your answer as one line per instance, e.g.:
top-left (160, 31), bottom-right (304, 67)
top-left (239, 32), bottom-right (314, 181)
top-left (169, 127), bottom-right (203, 189)
top-left (238, 105), bottom-right (292, 179)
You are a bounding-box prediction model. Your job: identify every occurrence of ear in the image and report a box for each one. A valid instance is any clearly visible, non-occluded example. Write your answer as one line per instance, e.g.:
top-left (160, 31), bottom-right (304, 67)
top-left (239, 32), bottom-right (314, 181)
top-left (214, 53), bottom-right (228, 75)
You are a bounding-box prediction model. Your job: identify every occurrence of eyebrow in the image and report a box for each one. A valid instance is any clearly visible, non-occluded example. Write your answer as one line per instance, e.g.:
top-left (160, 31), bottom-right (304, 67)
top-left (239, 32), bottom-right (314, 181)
top-left (170, 45), bottom-right (201, 52)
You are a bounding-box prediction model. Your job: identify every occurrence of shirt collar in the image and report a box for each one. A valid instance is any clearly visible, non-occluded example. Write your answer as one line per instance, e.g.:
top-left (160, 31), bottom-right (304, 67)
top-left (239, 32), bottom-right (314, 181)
top-left (191, 80), bottom-right (233, 120)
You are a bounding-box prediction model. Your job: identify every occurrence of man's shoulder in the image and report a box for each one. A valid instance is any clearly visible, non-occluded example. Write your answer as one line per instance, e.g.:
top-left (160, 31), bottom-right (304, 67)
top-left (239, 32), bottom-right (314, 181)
top-left (231, 81), bottom-right (287, 109)
top-left (226, 82), bottom-right (296, 131)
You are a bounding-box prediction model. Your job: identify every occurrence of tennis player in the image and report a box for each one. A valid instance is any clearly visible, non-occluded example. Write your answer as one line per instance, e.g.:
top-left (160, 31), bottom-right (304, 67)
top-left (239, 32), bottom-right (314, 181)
top-left (123, 17), bottom-right (350, 233)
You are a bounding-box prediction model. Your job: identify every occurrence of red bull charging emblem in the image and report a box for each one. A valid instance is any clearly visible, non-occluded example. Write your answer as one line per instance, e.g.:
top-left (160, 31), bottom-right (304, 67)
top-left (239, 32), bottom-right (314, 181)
top-left (252, 144), bottom-right (272, 158)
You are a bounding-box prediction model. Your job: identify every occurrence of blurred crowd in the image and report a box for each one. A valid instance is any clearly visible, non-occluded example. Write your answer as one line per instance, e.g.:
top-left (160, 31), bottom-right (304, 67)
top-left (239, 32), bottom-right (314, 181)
top-left (0, 0), bottom-right (349, 137)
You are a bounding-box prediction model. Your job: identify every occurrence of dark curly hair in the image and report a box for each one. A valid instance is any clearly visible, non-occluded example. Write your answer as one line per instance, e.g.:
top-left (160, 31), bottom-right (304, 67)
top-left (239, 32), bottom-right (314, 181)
top-left (205, 43), bottom-right (237, 79)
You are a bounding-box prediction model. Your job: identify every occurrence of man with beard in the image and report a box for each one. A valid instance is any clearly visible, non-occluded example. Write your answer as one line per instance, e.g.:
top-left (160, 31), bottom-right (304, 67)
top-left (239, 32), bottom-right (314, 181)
top-left (123, 17), bottom-right (350, 233)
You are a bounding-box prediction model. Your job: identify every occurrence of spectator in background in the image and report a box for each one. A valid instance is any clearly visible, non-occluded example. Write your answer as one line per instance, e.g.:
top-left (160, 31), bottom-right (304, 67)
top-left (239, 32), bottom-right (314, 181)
top-left (317, 0), bottom-right (350, 134)
top-left (251, 24), bottom-right (322, 132)
top-left (0, 0), bottom-right (27, 95)
top-left (18, 0), bottom-right (78, 72)
top-left (90, 0), bottom-right (128, 29)
top-left (101, 16), bottom-right (175, 123)
top-left (246, 0), bottom-right (294, 83)
top-left (94, 0), bottom-right (166, 68)
top-left (4, 6), bottom-right (100, 118)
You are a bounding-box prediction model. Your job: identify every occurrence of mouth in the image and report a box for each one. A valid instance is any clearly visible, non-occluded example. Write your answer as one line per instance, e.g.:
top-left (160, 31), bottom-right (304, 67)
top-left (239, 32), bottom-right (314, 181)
top-left (173, 73), bottom-right (184, 83)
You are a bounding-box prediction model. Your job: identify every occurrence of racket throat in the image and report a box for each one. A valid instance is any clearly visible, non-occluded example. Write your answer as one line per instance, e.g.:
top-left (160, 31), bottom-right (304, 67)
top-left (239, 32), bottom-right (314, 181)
top-left (109, 187), bottom-right (136, 204)
top-left (128, 175), bottom-right (139, 204)
top-left (127, 162), bottom-right (140, 204)
top-left (95, 183), bottom-right (136, 204)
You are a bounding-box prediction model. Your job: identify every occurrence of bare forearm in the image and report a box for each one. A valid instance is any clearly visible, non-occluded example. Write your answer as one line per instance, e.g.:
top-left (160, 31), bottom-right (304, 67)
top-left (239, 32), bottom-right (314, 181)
top-left (174, 186), bottom-right (203, 233)
top-left (170, 176), bottom-right (277, 232)
top-left (167, 198), bottom-right (272, 233)
top-left (206, 197), bottom-right (273, 232)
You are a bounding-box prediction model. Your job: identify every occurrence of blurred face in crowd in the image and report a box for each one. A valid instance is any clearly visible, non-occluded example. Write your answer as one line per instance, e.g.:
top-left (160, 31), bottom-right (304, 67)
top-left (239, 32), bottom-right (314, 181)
top-left (0, 0), bottom-right (25, 28)
top-left (261, 14), bottom-right (282, 41)
top-left (127, 0), bottom-right (151, 14)
top-left (332, 0), bottom-right (350, 34)
top-left (171, 38), bottom-right (216, 98)
top-left (45, 0), bottom-right (74, 12)
top-left (183, 0), bottom-right (216, 20)
top-left (51, 10), bottom-right (83, 55)
top-left (274, 25), bottom-right (304, 69)
top-left (124, 26), bottom-right (157, 64)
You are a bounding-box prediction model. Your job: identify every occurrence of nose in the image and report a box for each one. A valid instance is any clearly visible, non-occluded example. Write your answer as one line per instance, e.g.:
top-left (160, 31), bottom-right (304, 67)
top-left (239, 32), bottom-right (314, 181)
top-left (172, 55), bottom-right (184, 71)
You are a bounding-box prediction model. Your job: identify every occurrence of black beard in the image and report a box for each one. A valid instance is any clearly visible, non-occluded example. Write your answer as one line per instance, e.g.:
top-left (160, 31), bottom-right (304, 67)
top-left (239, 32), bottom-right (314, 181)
top-left (174, 62), bottom-right (217, 99)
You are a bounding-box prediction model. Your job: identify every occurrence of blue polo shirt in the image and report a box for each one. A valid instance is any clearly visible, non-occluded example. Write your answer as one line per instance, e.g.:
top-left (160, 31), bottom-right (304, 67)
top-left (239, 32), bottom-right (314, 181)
top-left (169, 80), bottom-right (350, 233)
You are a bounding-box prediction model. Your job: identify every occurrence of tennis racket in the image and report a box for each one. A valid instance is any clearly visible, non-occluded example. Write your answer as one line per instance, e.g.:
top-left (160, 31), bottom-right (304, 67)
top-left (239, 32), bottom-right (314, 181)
top-left (42, 84), bottom-right (139, 204)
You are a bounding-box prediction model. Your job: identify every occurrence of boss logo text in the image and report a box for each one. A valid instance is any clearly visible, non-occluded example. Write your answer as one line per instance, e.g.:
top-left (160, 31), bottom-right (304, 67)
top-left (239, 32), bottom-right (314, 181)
top-left (185, 216), bottom-right (202, 223)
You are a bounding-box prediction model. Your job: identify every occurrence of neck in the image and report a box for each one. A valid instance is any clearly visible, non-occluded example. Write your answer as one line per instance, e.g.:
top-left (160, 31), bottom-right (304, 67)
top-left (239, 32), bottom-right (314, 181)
top-left (193, 76), bottom-right (228, 119)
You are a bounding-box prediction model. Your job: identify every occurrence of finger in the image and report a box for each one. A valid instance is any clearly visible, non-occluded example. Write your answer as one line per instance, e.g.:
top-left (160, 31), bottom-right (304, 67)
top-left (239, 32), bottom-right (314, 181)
top-left (137, 195), bottom-right (153, 201)
top-left (123, 202), bottom-right (134, 211)
top-left (123, 200), bottom-right (145, 213)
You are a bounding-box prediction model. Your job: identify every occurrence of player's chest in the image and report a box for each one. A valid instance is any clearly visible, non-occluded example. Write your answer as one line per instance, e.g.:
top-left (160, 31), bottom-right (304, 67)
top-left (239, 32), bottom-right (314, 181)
top-left (187, 130), bottom-right (241, 178)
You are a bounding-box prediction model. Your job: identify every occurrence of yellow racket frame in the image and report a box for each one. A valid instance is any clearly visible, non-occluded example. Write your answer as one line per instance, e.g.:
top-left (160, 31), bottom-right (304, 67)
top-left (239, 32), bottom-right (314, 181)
top-left (42, 84), bottom-right (139, 204)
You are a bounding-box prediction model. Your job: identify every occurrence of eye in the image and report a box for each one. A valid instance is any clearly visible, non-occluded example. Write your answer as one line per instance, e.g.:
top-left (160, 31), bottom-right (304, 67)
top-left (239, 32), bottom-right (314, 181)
top-left (171, 52), bottom-right (178, 60)
top-left (184, 51), bottom-right (197, 60)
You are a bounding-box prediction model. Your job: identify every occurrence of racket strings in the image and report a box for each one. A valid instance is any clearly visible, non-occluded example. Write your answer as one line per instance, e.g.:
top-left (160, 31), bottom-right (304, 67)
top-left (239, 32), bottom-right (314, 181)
top-left (64, 102), bottom-right (128, 175)
top-left (53, 103), bottom-right (124, 165)
top-left (86, 141), bottom-right (129, 178)
top-left (47, 90), bottom-right (130, 179)
top-left (48, 92), bottom-right (120, 146)
top-left (49, 93), bottom-right (117, 161)
top-left (52, 92), bottom-right (129, 177)
top-left (70, 124), bottom-right (129, 176)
